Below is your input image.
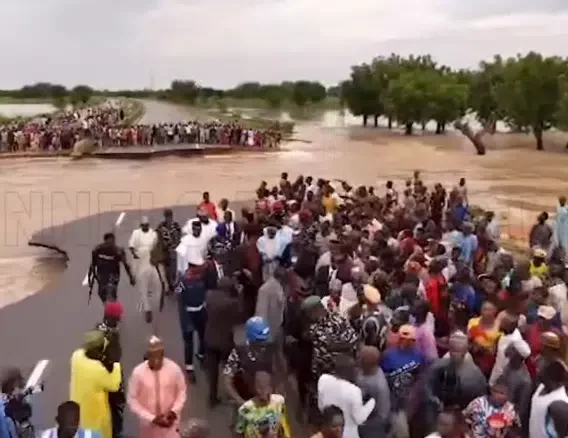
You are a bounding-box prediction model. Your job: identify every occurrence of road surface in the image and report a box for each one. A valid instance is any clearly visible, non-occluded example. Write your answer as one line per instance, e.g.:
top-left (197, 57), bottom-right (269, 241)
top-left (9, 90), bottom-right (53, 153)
top-left (2, 204), bottom-right (249, 437)
top-left (0, 100), bottom-right (303, 437)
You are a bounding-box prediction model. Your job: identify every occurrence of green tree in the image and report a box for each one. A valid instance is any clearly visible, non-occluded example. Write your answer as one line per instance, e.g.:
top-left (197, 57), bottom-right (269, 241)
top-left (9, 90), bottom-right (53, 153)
top-left (495, 52), bottom-right (566, 150)
top-left (371, 54), bottom-right (412, 128)
top-left (386, 68), bottom-right (435, 135)
top-left (343, 64), bottom-right (378, 126)
top-left (50, 84), bottom-right (68, 110)
top-left (291, 81), bottom-right (312, 108)
top-left (327, 85), bottom-right (341, 97)
top-left (170, 80), bottom-right (199, 104)
top-left (429, 72), bottom-right (469, 133)
top-left (260, 84), bottom-right (285, 109)
top-left (469, 56), bottom-right (504, 129)
top-left (230, 82), bottom-right (262, 99)
top-left (70, 85), bottom-right (93, 106)
top-left (556, 78), bottom-right (568, 131)
top-left (306, 82), bottom-right (326, 104)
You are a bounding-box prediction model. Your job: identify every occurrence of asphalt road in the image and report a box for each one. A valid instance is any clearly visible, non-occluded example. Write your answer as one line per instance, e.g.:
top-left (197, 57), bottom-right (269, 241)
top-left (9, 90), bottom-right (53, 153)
top-left (3, 203), bottom-right (248, 437)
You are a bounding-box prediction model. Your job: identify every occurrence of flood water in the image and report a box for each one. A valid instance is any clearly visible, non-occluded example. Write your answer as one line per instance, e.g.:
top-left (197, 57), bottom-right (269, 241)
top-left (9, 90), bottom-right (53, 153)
top-left (2, 99), bottom-right (568, 308)
top-left (0, 103), bottom-right (58, 117)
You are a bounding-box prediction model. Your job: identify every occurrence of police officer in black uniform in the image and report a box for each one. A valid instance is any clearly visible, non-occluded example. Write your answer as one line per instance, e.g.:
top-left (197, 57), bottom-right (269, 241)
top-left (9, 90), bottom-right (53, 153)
top-left (89, 232), bottom-right (135, 303)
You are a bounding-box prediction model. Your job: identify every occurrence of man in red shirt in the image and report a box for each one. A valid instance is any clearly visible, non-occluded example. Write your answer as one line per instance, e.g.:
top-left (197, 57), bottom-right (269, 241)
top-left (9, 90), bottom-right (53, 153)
top-left (198, 191), bottom-right (217, 221)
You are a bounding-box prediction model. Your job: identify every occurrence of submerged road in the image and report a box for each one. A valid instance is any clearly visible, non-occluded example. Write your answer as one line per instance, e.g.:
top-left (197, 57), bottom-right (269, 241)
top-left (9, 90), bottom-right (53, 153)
top-left (1, 203), bottom-right (251, 437)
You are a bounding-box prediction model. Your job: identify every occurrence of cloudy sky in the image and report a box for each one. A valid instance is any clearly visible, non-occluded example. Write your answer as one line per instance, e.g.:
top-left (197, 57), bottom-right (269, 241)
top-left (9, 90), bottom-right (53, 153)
top-left (2, 0), bottom-right (567, 89)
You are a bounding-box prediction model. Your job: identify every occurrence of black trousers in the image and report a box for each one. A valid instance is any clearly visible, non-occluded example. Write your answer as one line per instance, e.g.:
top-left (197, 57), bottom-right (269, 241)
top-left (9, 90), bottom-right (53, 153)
top-left (178, 305), bottom-right (207, 369)
top-left (206, 347), bottom-right (230, 402)
top-left (109, 383), bottom-right (125, 438)
top-left (98, 276), bottom-right (119, 303)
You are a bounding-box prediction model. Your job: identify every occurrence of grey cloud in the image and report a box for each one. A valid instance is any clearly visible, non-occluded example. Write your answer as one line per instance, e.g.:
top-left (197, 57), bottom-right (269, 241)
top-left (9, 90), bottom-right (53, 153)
top-left (446, 0), bottom-right (568, 19)
top-left (0, 0), bottom-right (567, 89)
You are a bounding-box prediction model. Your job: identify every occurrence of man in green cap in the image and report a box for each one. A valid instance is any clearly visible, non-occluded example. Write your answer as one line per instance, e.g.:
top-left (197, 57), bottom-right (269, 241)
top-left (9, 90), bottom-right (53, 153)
top-left (70, 331), bottom-right (122, 438)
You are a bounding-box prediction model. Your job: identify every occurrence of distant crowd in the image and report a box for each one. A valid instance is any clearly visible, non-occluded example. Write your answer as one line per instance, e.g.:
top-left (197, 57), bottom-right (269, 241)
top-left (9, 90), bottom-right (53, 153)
top-left (0, 103), bottom-right (124, 152)
top-left (0, 102), bottom-right (283, 153)
top-left (99, 122), bottom-right (282, 149)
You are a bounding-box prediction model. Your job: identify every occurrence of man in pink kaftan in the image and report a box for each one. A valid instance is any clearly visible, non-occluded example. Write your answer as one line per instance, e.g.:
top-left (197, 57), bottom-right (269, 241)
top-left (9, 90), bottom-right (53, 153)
top-left (127, 336), bottom-right (187, 438)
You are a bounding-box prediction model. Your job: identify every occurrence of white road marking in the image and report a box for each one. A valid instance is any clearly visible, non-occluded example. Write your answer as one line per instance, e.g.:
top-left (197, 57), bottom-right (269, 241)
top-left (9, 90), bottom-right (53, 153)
top-left (81, 211), bottom-right (126, 286)
top-left (26, 359), bottom-right (49, 389)
top-left (115, 212), bottom-right (126, 227)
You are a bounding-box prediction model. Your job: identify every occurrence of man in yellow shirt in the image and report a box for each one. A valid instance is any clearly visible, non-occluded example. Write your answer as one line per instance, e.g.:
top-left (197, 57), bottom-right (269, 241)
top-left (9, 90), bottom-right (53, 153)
top-left (321, 184), bottom-right (341, 216)
top-left (530, 247), bottom-right (549, 280)
top-left (70, 331), bottom-right (121, 438)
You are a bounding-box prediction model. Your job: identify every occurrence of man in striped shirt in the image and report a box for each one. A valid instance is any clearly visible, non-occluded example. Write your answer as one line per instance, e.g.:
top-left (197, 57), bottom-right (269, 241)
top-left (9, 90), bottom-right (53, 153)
top-left (41, 401), bottom-right (101, 438)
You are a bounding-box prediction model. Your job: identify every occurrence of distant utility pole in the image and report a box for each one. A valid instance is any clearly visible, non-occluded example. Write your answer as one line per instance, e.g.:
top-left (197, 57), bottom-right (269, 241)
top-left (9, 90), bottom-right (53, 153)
top-left (149, 74), bottom-right (155, 91)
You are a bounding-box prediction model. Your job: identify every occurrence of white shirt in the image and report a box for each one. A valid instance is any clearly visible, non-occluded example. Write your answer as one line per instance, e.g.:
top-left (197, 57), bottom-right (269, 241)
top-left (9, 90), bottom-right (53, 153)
top-left (128, 228), bottom-right (157, 263)
top-left (182, 218), bottom-right (218, 242)
top-left (215, 207), bottom-right (235, 224)
top-left (442, 261), bottom-right (457, 282)
top-left (486, 219), bottom-right (500, 242)
top-left (306, 184), bottom-right (319, 198)
top-left (316, 251), bottom-right (332, 271)
top-left (530, 384), bottom-right (568, 438)
top-left (549, 282), bottom-right (568, 312)
top-left (318, 374), bottom-right (375, 438)
top-left (341, 282), bottom-right (359, 303)
top-left (489, 328), bottom-right (526, 385)
top-left (175, 233), bottom-right (208, 274)
top-left (321, 296), bottom-right (354, 318)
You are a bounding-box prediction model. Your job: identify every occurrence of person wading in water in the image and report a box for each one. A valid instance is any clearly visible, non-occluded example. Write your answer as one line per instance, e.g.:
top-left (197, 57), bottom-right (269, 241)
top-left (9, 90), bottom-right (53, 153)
top-left (89, 232), bottom-right (135, 304)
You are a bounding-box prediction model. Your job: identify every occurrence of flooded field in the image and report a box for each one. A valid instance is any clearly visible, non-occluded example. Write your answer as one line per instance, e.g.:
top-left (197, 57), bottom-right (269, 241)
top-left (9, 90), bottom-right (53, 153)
top-left (0, 103), bottom-right (58, 117)
top-left (2, 100), bottom-right (568, 307)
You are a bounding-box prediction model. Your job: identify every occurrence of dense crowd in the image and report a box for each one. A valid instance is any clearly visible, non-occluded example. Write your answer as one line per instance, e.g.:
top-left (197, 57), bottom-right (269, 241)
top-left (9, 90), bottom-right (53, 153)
top-left (4, 171), bottom-right (568, 438)
top-left (99, 122), bottom-right (282, 149)
top-left (0, 103), bottom-right (124, 152)
top-left (0, 102), bottom-right (282, 153)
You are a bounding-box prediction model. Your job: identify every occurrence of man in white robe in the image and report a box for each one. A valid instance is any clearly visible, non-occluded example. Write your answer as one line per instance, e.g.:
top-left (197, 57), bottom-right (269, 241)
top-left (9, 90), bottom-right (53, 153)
top-left (128, 216), bottom-right (160, 323)
top-left (176, 221), bottom-right (209, 278)
top-left (182, 208), bottom-right (217, 242)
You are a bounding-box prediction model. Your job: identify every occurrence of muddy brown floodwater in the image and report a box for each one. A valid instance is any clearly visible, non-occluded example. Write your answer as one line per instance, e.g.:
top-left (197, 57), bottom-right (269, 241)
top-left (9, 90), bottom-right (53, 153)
top-left (2, 100), bottom-right (568, 308)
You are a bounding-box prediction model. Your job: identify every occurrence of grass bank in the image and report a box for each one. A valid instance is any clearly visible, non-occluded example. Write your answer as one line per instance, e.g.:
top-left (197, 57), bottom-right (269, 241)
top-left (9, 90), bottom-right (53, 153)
top-left (205, 108), bottom-right (295, 137)
top-left (121, 100), bottom-right (145, 125)
top-left (187, 96), bottom-right (340, 112)
top-left (156, 99), bottom-right (296, 137)
top-left (0, 96), bottom-right (55, 104)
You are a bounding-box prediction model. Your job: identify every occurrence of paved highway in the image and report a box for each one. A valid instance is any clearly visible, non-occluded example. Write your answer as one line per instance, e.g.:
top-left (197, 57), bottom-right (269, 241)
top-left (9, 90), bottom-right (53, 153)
top-left (3, 203), bottom-right (247, 437)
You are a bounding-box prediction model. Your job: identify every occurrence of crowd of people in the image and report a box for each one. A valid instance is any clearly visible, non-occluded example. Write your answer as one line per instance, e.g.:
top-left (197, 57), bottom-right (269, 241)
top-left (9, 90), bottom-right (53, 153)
top-left (99, 122), bottom-right (283, 149)
top-left (5, 171), bottom-right (568, 438)
top-left (0, 103), bottom-right (124, 152)
top-left (0, 101), bottom-right (283, 152)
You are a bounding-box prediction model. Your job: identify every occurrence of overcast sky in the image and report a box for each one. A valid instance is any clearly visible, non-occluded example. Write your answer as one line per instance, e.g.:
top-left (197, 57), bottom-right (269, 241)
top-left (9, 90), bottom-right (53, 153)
top-left (2, 0), bottom-right (567, 89)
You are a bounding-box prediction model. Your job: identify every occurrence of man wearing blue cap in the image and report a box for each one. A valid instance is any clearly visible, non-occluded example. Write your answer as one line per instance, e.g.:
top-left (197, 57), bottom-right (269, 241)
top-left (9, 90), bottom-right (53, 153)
top-left (223, 317), bottom-right (286, 408)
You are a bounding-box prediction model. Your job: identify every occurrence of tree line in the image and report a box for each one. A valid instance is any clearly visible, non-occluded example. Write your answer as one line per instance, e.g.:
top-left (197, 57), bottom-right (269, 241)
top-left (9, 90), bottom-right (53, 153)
top-left (0, 80), bottom-right (333, 111)
top-left (340, 52), bottom-right (568, 152)
top-left (0, 83), bottom-right (95, 108)
top-left (164, 80), bottom-right (329, 109)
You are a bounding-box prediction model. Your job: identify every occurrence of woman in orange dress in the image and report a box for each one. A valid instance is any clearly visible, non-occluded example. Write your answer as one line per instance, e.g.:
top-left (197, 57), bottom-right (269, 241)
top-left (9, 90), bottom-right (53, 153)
top-left (467, 301), bottom-right (501, 378)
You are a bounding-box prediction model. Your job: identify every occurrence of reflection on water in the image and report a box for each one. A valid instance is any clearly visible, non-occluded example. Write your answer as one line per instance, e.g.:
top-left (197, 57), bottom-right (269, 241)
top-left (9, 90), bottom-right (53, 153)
top-left (1, 101), bottom-right (568, 309)
top-left (0, 103), bottom-right (58, 117)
